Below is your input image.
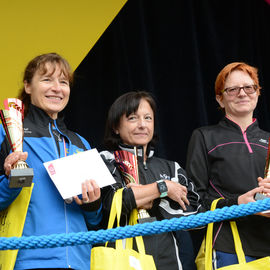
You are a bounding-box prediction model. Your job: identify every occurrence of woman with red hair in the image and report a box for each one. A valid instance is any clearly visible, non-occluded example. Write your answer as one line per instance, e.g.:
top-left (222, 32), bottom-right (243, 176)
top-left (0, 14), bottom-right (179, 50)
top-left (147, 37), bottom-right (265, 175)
top-left (186, 62), bottom-right (270, 268)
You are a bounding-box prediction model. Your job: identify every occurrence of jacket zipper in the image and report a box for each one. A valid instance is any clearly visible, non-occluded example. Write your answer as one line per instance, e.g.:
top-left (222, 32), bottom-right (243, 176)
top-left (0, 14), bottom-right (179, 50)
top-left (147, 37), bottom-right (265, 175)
top-left (143, 161), bottom-right (148, 170)
top-left (49, 121), bottom-right (70, 268)
top-left (242, 131), bottom-right (253, 153)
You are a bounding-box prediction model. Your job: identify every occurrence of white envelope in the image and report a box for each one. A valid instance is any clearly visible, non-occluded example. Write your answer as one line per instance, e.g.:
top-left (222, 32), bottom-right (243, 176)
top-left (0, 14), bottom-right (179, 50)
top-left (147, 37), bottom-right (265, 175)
top-left (43, 148), bottom-right (115, 199)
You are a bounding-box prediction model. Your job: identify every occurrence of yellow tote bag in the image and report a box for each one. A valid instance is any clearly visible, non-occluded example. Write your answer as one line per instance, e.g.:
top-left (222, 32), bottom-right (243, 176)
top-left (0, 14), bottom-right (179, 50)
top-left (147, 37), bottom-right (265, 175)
top-left (195, 198), bottom-right (221, 270)
top-left (216, 221), bottom-right (270, 269)
top-left (196, 198), bottom-right (270, 269)
top-left (195, 237), bottom-right (206, 270)
top-left (0, 183), bottom-right (34, 270)
top-left (91, 188), bottom-right (156, 270)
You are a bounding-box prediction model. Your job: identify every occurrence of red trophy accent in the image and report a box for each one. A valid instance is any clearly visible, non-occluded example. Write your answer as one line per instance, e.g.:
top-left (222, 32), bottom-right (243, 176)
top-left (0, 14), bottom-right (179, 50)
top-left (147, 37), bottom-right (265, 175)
top-left (114, 148), bottom-right (156, 223)
top-left (0, 98), bottom-right (33, 188)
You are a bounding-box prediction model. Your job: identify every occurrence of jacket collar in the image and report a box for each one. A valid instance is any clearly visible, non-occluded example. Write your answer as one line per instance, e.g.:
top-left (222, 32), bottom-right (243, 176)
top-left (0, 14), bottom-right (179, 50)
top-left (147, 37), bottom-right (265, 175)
top-left (221, 116), bottom-right (258, 133)
top-left (26, 103), bottom-right (67, 131)
top-left (118, 143), bottom-right (154, 159)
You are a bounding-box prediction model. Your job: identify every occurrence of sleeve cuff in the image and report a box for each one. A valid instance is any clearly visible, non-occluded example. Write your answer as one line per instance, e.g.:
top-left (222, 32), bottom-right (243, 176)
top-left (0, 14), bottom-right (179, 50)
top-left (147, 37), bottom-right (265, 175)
top-left (80, 197), bottom-right (102, 212)
top-left (217, 196), bottom-right (238, 208)
top-left (122, 187), bottom-right (137, 213)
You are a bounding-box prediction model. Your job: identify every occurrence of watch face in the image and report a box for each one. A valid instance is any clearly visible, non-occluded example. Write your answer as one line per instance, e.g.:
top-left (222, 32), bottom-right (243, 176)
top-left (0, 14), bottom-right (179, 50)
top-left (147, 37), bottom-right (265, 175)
top-left (158, 181), bottom-right (168, 196)
top-left (160, 183), bottom-right (167, 193)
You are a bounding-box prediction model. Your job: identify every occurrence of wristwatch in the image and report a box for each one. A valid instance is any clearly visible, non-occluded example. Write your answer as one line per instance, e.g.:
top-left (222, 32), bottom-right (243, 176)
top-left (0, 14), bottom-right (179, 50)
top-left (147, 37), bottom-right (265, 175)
top-left (156, 180), bottom-right (168, 198)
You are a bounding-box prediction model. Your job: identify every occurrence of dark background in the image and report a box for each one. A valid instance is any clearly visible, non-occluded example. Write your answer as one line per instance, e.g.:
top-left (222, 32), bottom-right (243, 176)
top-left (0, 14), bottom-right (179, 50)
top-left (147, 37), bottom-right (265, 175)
top-left (65, 0), bottom-right (270, 167)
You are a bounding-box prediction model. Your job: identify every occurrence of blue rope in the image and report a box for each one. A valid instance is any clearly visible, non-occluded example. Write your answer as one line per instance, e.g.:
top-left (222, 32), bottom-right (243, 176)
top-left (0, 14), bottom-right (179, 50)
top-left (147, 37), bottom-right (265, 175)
top-left (1, 198), bottom-right (270, 251)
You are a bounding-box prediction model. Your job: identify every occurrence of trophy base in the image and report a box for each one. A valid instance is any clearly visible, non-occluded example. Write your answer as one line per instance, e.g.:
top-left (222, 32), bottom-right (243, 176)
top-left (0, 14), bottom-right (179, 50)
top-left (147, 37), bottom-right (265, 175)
top-left (255, 193), bottom-right (267, 201)
top-left (137, 209), bottom-right (156, 223)
top-left (138, 216), bottom-right (157, 224)
top-left (9, 168), bottom-right (34, 188)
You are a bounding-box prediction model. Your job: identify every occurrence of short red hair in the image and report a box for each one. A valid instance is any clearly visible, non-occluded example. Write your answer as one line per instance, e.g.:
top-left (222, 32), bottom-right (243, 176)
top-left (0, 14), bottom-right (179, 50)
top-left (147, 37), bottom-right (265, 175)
top-left (215, 62), bottom-right (261, 96)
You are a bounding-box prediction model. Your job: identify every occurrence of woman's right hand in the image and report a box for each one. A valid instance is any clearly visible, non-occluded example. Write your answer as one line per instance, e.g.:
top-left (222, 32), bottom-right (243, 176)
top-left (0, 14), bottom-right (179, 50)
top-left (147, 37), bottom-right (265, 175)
top-left (129, 180), bottom-right (190, 210)
top-left (127, 182), bottom-right (154, 209)
top-left (4, 151), bottom-right (28, 176)
top-left (238, 186), bottom-right (270, 218)
top-left (165, 180), bottom-right (190, 210)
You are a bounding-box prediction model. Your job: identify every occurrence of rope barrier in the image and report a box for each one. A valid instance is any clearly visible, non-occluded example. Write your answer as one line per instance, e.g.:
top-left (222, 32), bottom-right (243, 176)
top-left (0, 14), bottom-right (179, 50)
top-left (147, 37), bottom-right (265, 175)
top-left (1, 198), bottom-right (270, 251)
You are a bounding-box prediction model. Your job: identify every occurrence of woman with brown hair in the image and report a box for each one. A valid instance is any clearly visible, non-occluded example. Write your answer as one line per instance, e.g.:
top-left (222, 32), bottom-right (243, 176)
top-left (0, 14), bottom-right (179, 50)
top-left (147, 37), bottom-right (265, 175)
top-left (0, 53), bottom-right (101, 269)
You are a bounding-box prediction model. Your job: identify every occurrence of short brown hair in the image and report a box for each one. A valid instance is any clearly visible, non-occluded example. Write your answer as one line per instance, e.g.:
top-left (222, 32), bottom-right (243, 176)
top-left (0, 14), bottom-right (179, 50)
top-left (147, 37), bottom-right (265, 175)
top-left (18, 53), bottom-right (73, 115)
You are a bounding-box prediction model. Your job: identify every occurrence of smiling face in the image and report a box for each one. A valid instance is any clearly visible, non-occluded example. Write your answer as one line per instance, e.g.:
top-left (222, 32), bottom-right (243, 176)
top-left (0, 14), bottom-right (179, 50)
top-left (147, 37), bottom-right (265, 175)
top-left (216, 70), bottom-right (259, 118)
top-left (116, 99), bottom-right (154, 153)
top-left (24, 63), bottom-right (70, 119)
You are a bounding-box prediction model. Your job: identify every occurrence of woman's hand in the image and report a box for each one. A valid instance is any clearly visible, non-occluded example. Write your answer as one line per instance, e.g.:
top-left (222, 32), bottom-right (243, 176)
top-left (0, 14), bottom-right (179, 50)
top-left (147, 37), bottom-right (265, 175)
top-left (255, 177), bottom-right (270, 217)
top-left (127, 182), bottom-right (154, 209)
top-left (165, 180), bottom-right (190, 210)
top-left (129, 180), bottom-right (190, 210)
top-left (140, 201), bottom-right (154, 209)
top-left (74, 179), bottom-right (100, 205)
top-left (4, 151), bottom-right (28, 176)
top-left (238, 186), bottom-right (264, 205)
top-left (238, 186), bottom-right (270, 218)
top-left (258, 176), bottom-right (270, 195)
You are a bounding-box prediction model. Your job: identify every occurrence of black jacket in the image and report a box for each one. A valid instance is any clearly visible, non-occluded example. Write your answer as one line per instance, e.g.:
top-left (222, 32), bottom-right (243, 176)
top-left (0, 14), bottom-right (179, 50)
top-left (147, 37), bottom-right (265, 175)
top-left (186, 117), bottom-right (270, 257)
top-left (100, 144), bottom-right (202, 270)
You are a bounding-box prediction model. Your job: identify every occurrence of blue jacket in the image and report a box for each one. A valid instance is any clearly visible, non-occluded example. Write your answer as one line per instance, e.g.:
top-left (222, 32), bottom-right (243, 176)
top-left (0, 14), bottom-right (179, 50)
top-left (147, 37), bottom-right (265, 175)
top-left (0, 104), bottom-right (102, 269)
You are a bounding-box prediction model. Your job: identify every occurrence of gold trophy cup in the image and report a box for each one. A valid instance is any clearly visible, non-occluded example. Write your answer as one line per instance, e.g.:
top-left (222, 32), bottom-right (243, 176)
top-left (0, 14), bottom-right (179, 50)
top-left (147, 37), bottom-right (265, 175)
top-left (114, 148), bottom-right (156, 224)
top-left (0, 98), bottom-right (33, 188)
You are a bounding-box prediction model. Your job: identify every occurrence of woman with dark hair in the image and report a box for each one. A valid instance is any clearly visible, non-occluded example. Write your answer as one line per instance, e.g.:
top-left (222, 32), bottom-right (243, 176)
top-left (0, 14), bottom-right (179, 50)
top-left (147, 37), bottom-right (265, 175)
top-left (101, 91), bottom-right (202, 270)
top-left (186, 62), bottom-right (270, 268)
top-left (0, 53), bottom-right (102, 269)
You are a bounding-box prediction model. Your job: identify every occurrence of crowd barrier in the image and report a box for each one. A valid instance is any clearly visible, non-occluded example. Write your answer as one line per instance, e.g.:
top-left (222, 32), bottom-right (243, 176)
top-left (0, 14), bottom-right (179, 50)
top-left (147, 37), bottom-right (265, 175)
top-left (1, 198), bottom-right (270, 251)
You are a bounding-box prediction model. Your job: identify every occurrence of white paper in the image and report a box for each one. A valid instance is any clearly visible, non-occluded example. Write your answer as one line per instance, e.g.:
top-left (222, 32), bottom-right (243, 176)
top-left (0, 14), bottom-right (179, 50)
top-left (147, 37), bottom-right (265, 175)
top-left (43, 148), bottom-right (115, 199)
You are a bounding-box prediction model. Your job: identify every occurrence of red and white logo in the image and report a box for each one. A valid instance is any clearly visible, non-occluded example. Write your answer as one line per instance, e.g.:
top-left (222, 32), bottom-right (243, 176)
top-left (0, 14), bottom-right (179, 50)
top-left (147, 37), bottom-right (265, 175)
top-left (48, 163), bottom-right (56, 175)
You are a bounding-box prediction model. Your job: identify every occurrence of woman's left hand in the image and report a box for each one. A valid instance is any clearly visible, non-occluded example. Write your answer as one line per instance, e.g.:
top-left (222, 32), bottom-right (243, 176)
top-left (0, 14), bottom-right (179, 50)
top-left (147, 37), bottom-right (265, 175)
top-left (74, 179), bottom-right (100, 205)
top-left (258, 176), bottom-right (270, 195)
top-left (166, 180), bottom-right (189, 210)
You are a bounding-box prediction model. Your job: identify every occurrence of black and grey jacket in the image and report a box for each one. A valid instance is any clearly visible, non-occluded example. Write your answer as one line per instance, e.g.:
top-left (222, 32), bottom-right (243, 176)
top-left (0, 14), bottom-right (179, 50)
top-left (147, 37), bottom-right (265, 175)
top-left (100, 144), bottom-right (202, 270)
top-left (186, 117), bottom-right (270, 257)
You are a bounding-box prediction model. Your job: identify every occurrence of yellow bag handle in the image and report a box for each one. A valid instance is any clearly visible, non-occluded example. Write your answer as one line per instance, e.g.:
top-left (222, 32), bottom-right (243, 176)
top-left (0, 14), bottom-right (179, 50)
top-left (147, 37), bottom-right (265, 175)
top-left (125, 208), bottom-right (146, 254)
top-left (229, 221), bottom-right (246, 264)
top-left (205, 198), bottom-right (223, 267)
top-left (105, 188), bottom-right (147, 254)
top-left (107, 188), bottom-right (123, 229)
top-left (205, 198), bottom-right (248, 268)
top-left (105, 188), bottom-right (124, 249)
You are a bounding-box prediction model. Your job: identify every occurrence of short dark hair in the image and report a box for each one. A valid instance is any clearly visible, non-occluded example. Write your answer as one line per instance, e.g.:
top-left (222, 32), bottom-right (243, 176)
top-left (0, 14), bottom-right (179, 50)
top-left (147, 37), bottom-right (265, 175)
top-left (104, 91), bottom-right (157, 150)
top-left (18, 52), bottom-right (72, 116)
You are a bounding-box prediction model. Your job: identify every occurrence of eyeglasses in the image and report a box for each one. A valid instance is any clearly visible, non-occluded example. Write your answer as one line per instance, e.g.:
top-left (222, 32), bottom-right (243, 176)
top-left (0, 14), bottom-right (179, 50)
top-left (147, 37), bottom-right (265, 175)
top-left (221, 85), bottom-right (259, 96)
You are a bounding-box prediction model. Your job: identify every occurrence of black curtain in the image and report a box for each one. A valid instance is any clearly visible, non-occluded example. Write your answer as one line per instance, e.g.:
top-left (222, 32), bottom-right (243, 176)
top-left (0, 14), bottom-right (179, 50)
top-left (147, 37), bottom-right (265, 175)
top-left (65, 0), bottom-right (270, 167)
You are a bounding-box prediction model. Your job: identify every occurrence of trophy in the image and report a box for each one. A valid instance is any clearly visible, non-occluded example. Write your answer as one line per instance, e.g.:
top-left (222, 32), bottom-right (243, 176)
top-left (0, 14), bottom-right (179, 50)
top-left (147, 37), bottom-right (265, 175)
top-left (255, 137), bottom-right (270, 201)
top-left (0, 98), bottom-right (33, 188)
top-left (114, 148), bottom-right (156, 224)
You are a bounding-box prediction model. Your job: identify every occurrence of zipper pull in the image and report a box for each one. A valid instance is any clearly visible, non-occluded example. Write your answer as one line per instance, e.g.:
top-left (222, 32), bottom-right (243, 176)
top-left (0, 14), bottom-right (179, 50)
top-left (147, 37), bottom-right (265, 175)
top-left (143, 161), bottom-right (148, 170)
